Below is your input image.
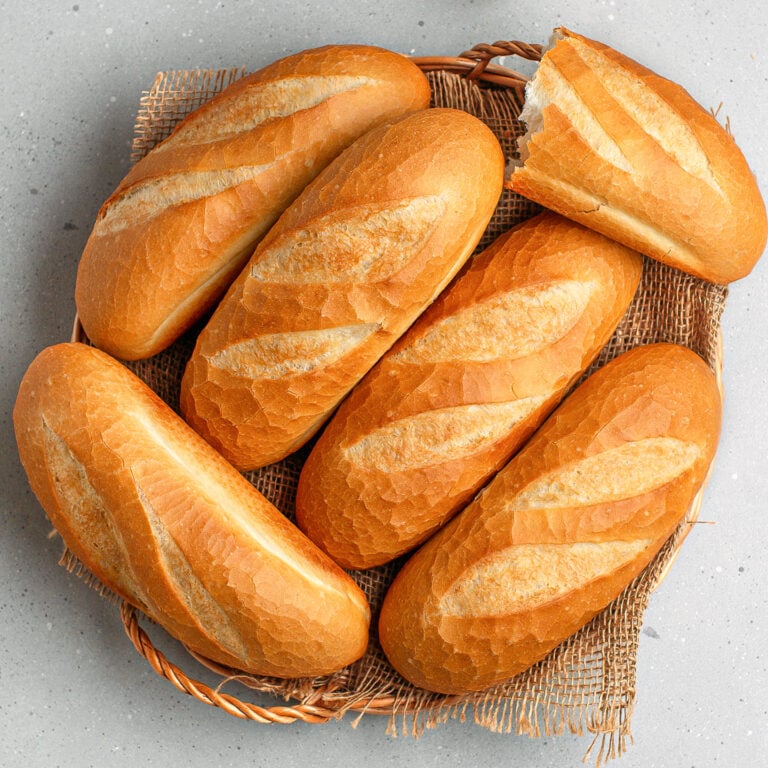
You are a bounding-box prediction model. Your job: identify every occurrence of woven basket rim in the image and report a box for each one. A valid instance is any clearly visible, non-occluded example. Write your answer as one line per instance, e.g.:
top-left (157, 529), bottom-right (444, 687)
top-left (62, 41), bottom-right (727, 754)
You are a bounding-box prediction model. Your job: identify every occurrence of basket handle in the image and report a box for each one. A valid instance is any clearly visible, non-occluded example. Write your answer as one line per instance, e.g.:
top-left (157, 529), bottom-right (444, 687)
top-left (119, 601), bottom-right (407, 722)
top-left (412, 39), bottom-right (542, 88)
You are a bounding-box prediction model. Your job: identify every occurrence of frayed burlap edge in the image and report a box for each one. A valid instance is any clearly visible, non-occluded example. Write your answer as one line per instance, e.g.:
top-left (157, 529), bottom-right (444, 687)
top-left (64, 59), bottom-right (729, 765)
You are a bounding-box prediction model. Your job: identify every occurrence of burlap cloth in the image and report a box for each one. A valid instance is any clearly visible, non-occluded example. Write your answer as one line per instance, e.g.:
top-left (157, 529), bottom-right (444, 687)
top-left (69, 59), bottom-right (728, 764)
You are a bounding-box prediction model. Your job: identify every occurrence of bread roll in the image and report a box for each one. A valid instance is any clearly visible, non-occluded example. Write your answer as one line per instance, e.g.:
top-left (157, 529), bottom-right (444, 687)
top-left (13, 342), bottom-right (370, 678)
top-left (295, 212), bottom-right (643, 569)
top-left (508, 28), bottom-right (767, 284)
top-left (75, 45), bottom-right (431, 360)
top-left (378, 343), bottom-right (721, 694)
top-left (180, 107), bottom-right (506, 471)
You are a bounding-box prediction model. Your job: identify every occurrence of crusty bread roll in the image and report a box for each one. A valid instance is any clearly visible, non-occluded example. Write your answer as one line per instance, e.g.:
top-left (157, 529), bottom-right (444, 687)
top-left (180, 107), bottom-right (506, 471)
top-left (295, 212), bottom-right (643, 569)
top-left (508, 28), bottom-right (767, 284)
top-left (75, 44), bottom-right (431, 360)
top-left (378, 343), bottom-right (721, 694)
top-left (13, 342), bottom-right (370, 678)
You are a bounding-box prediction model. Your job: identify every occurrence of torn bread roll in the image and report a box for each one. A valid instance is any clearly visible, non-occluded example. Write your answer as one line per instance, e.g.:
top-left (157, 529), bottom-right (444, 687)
top-left (378, 343), bottom-right (721, 694)
top-left (508, 27), bottom-right (767, 284)
top-left (75, 45), bottom-right (431, 360)
top-left (13, 342), bottom-right (370, 678)
top-left (180, 107), bottom-right (506, 471)
top-left (295, 212), bottom-right (643, 569)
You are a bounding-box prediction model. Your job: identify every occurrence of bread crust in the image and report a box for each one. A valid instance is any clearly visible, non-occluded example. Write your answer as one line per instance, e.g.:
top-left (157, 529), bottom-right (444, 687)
top-left (13, 343), bottom-right (370, 678)
top-left (295, 212), bottom-right (643, 569)
top-left (75, 45), bottom-right (431, 359)
top-left (509, 28), bottom-right (767, 284)
top-left (180, 107), bottom-right (506, 471)
top-left (378, 343), bottom-right (721, 694)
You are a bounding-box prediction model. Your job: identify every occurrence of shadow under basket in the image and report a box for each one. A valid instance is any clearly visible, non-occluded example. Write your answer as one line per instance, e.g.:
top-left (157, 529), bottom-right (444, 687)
top-left (65, 40), bottom-right (729, 765)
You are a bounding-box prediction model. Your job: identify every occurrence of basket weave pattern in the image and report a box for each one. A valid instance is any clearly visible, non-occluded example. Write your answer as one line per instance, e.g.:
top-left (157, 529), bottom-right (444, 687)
top-left (66, 43), bottom-right (728, 763)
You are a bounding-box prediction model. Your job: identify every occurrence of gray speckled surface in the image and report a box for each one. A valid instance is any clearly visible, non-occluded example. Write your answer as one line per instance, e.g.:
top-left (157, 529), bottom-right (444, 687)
top-left (2, 2), bottom-right (767, 766)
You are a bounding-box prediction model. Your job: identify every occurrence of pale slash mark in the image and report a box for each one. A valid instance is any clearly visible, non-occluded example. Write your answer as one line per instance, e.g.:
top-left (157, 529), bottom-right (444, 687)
top-left (208, 323), bottom-right (380, 380)
top-left (391, 279), bottom-right (596, 364)
top-left (131, 475), bottom-right (248, 660)
top-left (40, 416), bottom-right (147, 608)
top-left (155, 75), bottom-right (377, 150)
top-left (440, 538), bottom-right (651, 617)
top-left (93, 165), bottom-right (275, 236)
top-left (249, 196), bottom-right (447, 284)
top-left (506, 437), bottom-right (701, 511)
top-left (344, 396), bottom-right (549, 473)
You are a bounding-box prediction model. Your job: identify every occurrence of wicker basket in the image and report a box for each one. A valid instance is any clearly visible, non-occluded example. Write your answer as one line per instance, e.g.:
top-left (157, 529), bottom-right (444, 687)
top-left (66, 40), bottom-right (729, 764)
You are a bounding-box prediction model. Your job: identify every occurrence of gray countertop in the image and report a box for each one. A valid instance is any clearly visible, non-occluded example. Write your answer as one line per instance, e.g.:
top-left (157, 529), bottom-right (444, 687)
top-left (2, 2), bottom-right (766, 766)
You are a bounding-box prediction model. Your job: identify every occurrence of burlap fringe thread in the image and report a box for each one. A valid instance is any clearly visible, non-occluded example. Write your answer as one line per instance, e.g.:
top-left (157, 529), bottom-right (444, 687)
top-left (62, 46), bottom-right (730, 766)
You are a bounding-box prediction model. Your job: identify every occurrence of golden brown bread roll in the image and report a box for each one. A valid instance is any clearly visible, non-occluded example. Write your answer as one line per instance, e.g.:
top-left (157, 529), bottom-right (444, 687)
top-left (508, 28), bottom-right (767, 284)
top-left (75, 44), bottom-right (431, 360)
top-left (378, 343), bottom-right (721, 694)
top-left (295, 212), bottom-right (643, 569)
top-left (13, 342), bottom-right (370, 678)
top-left (180, 107), bottom-right (506, 471)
